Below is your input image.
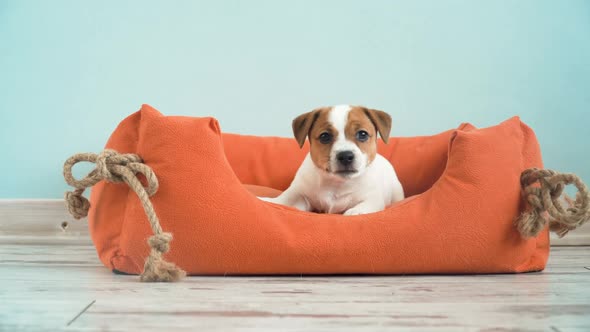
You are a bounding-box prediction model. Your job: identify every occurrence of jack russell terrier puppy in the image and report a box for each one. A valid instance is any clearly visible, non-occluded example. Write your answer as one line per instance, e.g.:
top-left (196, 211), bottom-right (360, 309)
top-left (260, 105), bottom-right (404, 215)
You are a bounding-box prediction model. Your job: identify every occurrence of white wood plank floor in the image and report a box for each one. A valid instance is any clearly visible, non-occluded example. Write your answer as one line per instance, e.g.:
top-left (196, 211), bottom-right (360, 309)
top-left (1, 200), bottom-right (589, 331)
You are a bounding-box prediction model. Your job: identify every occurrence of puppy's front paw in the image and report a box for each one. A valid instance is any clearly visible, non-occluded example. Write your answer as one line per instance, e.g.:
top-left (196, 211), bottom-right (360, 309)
top-left (343, 207), bottom-right (371, 216)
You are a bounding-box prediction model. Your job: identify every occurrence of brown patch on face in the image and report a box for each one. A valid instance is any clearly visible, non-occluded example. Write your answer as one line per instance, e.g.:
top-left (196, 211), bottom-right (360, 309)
top-left (346, 106), bottom-right (392, 164)
top-left (292, 107), bottom-right (335, 171)
top-left (307, 108), bottom-right (335, 171)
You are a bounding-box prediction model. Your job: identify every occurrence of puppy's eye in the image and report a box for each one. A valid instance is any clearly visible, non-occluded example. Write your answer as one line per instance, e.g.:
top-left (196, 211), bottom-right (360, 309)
top-left (356, 130), bottom-right (369, 142)
top-left (319, 132), bottom-right (332, 144)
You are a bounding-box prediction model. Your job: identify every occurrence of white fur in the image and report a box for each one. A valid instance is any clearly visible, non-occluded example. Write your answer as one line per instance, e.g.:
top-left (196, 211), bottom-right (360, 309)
top-left (259, 105), bottom-right (405, 215)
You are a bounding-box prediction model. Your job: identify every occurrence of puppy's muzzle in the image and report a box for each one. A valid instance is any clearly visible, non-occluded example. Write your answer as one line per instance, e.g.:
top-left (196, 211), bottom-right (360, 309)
top-left (336, 150), bottom-right (355, 166)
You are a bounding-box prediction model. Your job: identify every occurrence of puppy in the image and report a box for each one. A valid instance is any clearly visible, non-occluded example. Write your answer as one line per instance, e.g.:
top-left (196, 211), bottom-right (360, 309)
top-left (260, 105), bottom-right (404, 215)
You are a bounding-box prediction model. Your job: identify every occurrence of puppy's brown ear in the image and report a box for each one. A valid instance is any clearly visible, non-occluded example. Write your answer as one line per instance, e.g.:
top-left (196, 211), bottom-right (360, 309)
top-left (292, 109), bottom-right (320, 148)
top-left (364, 108), bottom-right (392, 143)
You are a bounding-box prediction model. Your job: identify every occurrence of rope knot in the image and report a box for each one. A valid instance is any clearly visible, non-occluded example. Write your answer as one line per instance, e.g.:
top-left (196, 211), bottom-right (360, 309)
top-left (95, 149), bottom-right (122, 181)
top-left (517, 167), bottom-right (590, 238)
top-left (141, 232), bottom-right (186, 282)
top-left (64, 189), bottom-right (90, 219)
top-left (148, 233), bottom-right (172, 253)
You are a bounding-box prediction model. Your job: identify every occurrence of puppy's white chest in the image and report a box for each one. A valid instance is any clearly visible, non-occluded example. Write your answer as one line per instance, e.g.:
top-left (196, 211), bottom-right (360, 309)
top-left (313, 187), bottom-right (356, 214)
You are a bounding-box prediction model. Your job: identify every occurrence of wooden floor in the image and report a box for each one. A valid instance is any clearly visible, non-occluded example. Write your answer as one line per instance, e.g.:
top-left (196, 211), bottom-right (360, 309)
top-left (1, 200), bottom-right (589, 331)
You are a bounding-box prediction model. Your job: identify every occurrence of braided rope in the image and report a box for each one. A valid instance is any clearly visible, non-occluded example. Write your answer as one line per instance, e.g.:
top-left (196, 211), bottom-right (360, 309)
top-left (516, 168), bottom-right (590, 238)
top-left (63, 149), bottom-right (186, 282)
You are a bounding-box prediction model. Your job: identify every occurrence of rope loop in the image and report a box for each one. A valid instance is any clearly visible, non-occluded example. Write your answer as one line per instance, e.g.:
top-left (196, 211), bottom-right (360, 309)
top-left (63, 150), bottom-right (185, 282)
top-left (516, 167), bottom-right (590, 238)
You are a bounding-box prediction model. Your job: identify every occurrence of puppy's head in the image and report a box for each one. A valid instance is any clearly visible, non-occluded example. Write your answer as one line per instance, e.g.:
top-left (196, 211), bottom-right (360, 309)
top-left (292, 105), bottom-right (392, 179)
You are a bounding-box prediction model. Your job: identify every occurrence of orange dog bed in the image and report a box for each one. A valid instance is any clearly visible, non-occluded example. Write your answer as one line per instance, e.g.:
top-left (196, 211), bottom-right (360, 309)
top-left (66, 105), bottom-right (557, 278)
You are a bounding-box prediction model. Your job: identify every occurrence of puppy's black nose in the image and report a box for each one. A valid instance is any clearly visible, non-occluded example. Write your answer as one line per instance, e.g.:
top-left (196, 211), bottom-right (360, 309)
top-left (336, 151), bottom-right (355, 166)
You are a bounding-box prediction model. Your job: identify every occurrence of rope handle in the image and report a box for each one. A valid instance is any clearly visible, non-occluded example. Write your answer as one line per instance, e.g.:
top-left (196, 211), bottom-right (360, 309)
top-left (516, 168), bottom-right (590, 238)
top-left (63, 149), bottom-right (186, 282)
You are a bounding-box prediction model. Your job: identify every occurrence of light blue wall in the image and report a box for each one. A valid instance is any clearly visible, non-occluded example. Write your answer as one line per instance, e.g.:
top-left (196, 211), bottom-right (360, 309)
top-left (1, 0), bottom-right (589, 198)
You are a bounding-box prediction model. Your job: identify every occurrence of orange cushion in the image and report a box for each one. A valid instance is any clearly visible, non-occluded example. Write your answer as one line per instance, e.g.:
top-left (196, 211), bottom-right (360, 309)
top-left (88, 104), bottom-right (549, 275)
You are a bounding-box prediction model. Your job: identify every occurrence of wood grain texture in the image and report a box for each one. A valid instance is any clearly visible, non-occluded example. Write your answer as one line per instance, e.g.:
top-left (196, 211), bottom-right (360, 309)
top-left (0, 199), bottom-right (91, 245)
top-left (0, 200), bottom-right (589, 331)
